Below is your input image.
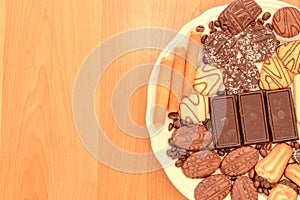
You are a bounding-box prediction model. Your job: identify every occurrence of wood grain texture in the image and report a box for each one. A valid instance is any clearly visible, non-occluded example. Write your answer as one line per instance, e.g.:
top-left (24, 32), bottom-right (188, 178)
top-left (0, 0), bottom-right (299, 200)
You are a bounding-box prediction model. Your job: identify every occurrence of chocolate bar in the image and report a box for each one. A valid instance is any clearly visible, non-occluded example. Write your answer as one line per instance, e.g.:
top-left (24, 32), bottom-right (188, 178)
top-left (209, 96), bottom-right (241, 149)
top-left (238, 91), bottom-right (270, 145)
top-left (265, 88), bottom-right (299, 143)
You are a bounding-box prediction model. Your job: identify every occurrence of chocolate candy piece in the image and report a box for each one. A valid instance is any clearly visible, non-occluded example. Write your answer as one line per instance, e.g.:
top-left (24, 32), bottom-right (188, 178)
top-left (209, 96), bottom-right (241, 149)
top-left (193, 64), bottom-right (225, 96)
top-left (272, 7), bottom-right (300, 38)
top-left (220, 146), bottom-right (259, 176)
top-left (265, 88), bottom-right (299, 142)
top-left (255, 143), bottom-right (293, 183)
top-left (172, 125), bottom-right (212, 151)
top-left (231, 176), bottom-right (258, 200)
top-left (237, 25), bottom-right (277, 62)
top-left (181, 150), bottom-right (220, 178)
top-left (268, 183), bottom-right (298, 200)
top-left (218, 0), bottom-right (262, 35)
top-left (194, 174), bottom-right (232, 200)
top-left (238, 91), bottom-right (269, 144)
top-left (223, 57), bottom-right (259, 95)
top-left (259, 57), bottom-right (294, 90)
top-left (277, 40), bottom-right (300, 74)
top-left (203, 31), bottom-right (238, 68)
top-left (294, 150), bottom-right (300, 164)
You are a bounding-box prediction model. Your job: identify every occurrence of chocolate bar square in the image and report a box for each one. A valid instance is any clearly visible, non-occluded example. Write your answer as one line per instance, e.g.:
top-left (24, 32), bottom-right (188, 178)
top-left (218, 0), bottom-right (262, 35)
top-left (209, 96), bottom-right (242, 149)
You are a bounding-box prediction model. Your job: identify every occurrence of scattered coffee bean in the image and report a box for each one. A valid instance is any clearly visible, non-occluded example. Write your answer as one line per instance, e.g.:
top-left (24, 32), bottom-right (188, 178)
top-left (203, 119), bottom-right (210, 130)
top-left (220, 24), bottom-right (228, 31)
top-left (230, 176), bottom-right (237, 181)
top-left (223, 148), bottom-right (230, 153)
top-left (255, 144), bottom-right (262, 150)
top-left (178, 155), bottom-right (186, 161)
top-left (179, 148), bottom-right (187, 156)
top-left (257, 187), bottom-right (263, 193)
top-left (208, 21), bottom-right (215, 29)
top-left (168, 138), bottom-right (175, 146)
top-left (257, 18), bottom-right (264, 25)
top-left (166, 149), bottom-right (172, 157)
top-left (210, 28), bottom-right (217, 34)
top-left (168, 112), bottom-right (179, 120)
top-left (185, 152), bottom-right (190, 158)
top-left (265, 143), bottom-right (272, 150)
top-left (266, 23), bottom-right (273, 30)
top-left (214, 20), bottom-right (221, 27)
top-left (196, 25), bottom-right (205, 33)
top-left (249, 168), bottom-right (255, 179)
top-left (264, 182), bottom-right (271, 189)
top-left (255, 175), bottom-right (264, 182)
top-left (277, 40), bottom-right (280, 45)
top-left (175, 159), bottom-right (183, 167)
top-left (254, 180), bottom-right (260, 188)
top-left (295, 142), bottom-right (300, 150)
top-left (259, 148), bottom-right (268, 157)
top-left (168, 123), bottom-right (173, 131)
top-left (291, 141), bottom-right (296, 147)
top-left (217, 150), bottom-right (225, 156)
top-left (173, 119), bottom-right (181, 129)
top-left (171, 146), bottom-right (177, 153)
top-left (264, 189), bottom-right (270, 196)
top-left (250, 21), bottom-right (256, 26)
top-left (262, 12), bottom-right (271, 21)
top-left (201, 34), bottom-right (208, 44)
top-left (180, 119), bottom-right (187, 126)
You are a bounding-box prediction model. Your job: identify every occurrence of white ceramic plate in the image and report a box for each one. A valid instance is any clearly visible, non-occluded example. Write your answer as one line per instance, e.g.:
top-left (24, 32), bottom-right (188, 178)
top-left (146, 0), bottom-right (300, 199)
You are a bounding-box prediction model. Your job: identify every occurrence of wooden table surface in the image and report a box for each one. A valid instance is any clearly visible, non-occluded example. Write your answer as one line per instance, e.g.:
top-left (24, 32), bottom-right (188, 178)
top-left (0, 0), bottom-right (299, 199)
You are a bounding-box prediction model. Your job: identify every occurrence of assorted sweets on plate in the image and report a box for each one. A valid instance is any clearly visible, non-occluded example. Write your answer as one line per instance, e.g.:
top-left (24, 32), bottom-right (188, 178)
top-left (153, 0), bottom-right (300, 199)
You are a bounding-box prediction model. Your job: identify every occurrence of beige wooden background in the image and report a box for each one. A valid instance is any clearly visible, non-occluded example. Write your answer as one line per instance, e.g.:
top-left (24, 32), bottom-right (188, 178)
top-left (0, 0), bottom-right (299, 199)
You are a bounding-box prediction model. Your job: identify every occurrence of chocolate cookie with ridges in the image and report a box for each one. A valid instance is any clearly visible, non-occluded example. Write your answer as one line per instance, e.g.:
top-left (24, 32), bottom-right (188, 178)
top-left (277, 40), bottom-right (300, 74)
top-left (231, 176), bottom-right (258, 200)
top-left (272, 7), bottom-right (300, 38)
top-left (259, 57), bottom-right (294, 90)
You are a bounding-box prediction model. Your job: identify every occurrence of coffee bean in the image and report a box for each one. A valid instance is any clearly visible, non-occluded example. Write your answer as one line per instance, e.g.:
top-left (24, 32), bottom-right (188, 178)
top-left (168, 112), bottom-right (179, 120)
top-left (221, 24), bottom-right (228, 31)
top-left (214, 20), bottom-right (221, 27)
top-left (166, 149), bottom-right (172, 157)
top-left (257, 187), bottom-right (263, 193)
top-left (171, 146), bottom-right (177, 153)
top-left (230, 176), bottom-right (237, 181)
top-left (295, 142), bottom-right (300, 150)
top-left (175, 159), bottom-right (183, 167)
top-left (264, 182), bottom-right (271, 189)
top-left (168, 123), bottom-right (173, 131)
top-left (249, 168), bottom-right (255, 179)
top-left (210, 28), bottom-right (217, 34)
top-left (223, 148), bottom-right (230, 153)
top-left (217, 150), bottom-right (225, 156)
top-left (264, 189), bottom-right (270, 196)
top-left (180, 119), bottom-right (187, 126)
top-left (255, 144), bottom-right (262, 149)
top-left (291, 141), bottom-right (296, 147)
top-left (196, 25), bottom-right (205, 33)
top-left (179, 148), bottom-right (187, 156)
top-left (201, 34), bottom-right (208, 44)
top-left (255, 175), bottom-right (264, 182)
top-left (259, 148), bottom-right (268, 157)
top-left (168, 138), bottom-right (175, 146)
top-left (265, 143), bottom-right (272, 150)
top-left (208, 21), bottom-right (215, 29)
top-left (262, 12), bottom-right (271, 21)
top-left (277, 40), bottom-right (280, 46)
top-left (257, 18), bottom-right (264, 25)
top-left (185, 152), bottom-right (190, 158)
top-left (266, 23), bottom-right (273, 30)
top-left (174, 119), bottom-right (181, 129)
top-left (250, 21), bottom-right (256, 26)
top-left (254, 180), bottom-right (260, 188)
top-left (178, 155), bottom-right (186, 161)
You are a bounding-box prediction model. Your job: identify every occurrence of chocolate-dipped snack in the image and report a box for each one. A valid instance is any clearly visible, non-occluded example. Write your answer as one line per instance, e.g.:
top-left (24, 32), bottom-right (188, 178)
top-left (272, 7), bottom-right (300, 38)
top-left (277, 40), bottom-right (300, 74)
top-left (194, 174), bottom-right (232, 200)
top-left (171, 125), bottom-right (213, 151)
top-left (203, 31), bottom-right (238, 68)
top-left (231, 176), bottom-right (258, 200)
top-left (238, 91), bottom-right (270, 144)
top-left (255, 143), bottom-right (293, 183)
top-left (223, 57), bottom-right (259, 95)
top-left (220, 146), bottom-right (259, 176)
top-left (181, 150), bottom-right (221, 178)
top-left (218, 0), bottom-right (262, 35)
top-left (209, 96), bottom-right (242, 149)
top-left (259, 57), bottom-right (294, 90)
top-left (237, 25), bottom-right (277, 62)
top-left (265, 88), bottom-right (299, 142)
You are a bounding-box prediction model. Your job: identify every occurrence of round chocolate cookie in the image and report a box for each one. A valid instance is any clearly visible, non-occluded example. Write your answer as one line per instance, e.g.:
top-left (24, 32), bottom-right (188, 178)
top-left (237, 25), bottom-right (277, 62)
top-left (203, 30), bottom-right (238, 68)
top-left (272, 7), bottom-right (300, 38)
top-left (223, 57), bottom-right (259, 95)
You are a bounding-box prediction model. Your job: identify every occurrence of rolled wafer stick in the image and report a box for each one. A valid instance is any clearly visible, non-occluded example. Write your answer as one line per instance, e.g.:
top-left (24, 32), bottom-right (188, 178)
top-left (153, 56), bottom-right (173, 126)
top-left (168, 47), bottom-right (187, 112)
top-left (182, 30), bottom-right (202, 97)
